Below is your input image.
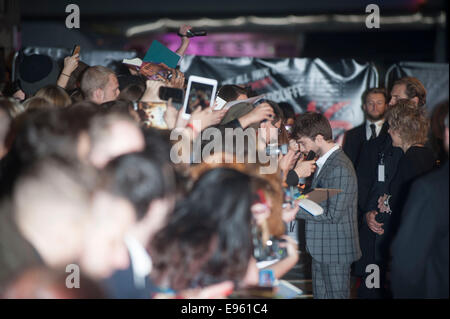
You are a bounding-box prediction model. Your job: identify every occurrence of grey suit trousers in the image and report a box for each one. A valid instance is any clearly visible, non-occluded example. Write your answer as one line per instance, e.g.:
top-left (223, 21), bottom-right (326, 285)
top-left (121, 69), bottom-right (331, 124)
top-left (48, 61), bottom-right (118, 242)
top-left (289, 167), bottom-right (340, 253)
top-left (311, 258), bottom-right (351, 299)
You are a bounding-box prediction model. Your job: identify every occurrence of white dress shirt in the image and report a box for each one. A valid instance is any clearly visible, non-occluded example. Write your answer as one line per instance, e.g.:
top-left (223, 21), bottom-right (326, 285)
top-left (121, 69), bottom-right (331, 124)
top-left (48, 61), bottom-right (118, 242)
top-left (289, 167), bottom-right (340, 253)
top-left (365, 119), bottom-right (385, 140)
top-left (124, 234), bottom-right (152, 289)
top-left (315, 144), bottom-right (340, 177)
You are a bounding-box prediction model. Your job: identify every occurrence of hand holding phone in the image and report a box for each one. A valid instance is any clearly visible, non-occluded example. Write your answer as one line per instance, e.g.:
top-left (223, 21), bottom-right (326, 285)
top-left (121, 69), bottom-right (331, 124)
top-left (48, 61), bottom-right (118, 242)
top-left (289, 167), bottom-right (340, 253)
top-left (72, 45), bottom-right (81, 56)
top-left (182, 75), bottom-right (218, 119)
top-left (186, 29), bottom-right (207, 38)
top-left (305, 150), bottom-right (316, 161)
top-left (62, 45), bottom-right (80, 76)
top-left (159, 86), bottom-right (184, 104)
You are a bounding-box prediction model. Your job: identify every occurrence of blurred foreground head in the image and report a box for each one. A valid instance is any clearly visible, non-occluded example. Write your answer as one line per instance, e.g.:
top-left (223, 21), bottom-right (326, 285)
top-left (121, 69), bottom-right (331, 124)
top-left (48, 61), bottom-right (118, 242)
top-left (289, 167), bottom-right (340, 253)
top-left (150, 168), bottom-right (255, 291)
top-left (86, 111), bottom-right (145, 168)
top-left (0, 102), bottom-right (12, 158)
top-left (13, 157), bottom-right (96, 269)
top-left (2, 267), bottom-right (104, 299)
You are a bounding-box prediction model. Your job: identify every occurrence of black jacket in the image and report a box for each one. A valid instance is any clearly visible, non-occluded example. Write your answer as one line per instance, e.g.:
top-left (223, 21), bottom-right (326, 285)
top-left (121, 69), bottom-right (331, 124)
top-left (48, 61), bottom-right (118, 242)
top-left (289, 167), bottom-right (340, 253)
top-left (391, 162), bottom-right (448, 298)
top-left (352, 122), bottom-right (403, 276)
top-left (376, 146), bottom-right (437, 262)
top-left (343, 123), bottom-right (366, 168)
top-left (0, 201), bottom-right (44, 290)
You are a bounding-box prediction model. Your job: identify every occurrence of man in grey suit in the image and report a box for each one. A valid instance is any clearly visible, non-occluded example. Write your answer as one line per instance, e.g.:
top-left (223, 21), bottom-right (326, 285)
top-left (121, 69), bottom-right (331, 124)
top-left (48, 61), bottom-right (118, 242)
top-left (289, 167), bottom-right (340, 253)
top-left (293, 112), bottom-right (361, 299)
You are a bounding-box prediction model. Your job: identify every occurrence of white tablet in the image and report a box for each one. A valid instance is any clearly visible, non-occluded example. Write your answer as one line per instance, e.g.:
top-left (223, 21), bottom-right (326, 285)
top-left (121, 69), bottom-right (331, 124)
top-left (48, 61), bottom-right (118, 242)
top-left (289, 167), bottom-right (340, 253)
top-left (182, 75), bottom-right (218, 119)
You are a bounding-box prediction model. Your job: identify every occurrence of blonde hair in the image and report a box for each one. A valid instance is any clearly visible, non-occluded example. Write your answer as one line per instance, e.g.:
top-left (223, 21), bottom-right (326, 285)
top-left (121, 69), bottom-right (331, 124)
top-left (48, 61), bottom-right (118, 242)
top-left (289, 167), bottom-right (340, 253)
top-left (80, 66), bottom-right (115, 99)
top-left (386, 99), bottom-right (430, 146)
top-left (0, 97), bottom-right (26, 118)
top-left (35, 85), bottom-right (71, 108)
top-left (22, 97), bottom-right (52, 111)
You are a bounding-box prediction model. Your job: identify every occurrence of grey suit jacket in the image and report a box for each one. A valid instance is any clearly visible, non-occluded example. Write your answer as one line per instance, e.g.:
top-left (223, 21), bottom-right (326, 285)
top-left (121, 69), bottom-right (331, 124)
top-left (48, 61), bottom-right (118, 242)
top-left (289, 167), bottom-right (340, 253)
top-left (296, 148), bottom-right (361, 264)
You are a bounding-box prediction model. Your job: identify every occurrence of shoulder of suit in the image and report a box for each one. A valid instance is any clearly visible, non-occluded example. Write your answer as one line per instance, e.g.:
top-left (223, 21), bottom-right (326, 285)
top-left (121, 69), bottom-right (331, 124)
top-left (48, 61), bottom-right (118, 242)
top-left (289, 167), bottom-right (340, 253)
top-left (413, 162), bottom-right (448, 188)
top-left (324, 148), bottom-right (353, 167)
top-left (345, 124), bottom-right (365, 136)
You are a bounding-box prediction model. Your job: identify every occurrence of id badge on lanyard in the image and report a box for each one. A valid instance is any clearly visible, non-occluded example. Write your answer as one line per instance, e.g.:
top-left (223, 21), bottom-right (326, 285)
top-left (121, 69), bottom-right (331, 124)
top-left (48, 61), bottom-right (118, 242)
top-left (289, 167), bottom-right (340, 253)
top-left (378, 152), bottom-right (385, 182)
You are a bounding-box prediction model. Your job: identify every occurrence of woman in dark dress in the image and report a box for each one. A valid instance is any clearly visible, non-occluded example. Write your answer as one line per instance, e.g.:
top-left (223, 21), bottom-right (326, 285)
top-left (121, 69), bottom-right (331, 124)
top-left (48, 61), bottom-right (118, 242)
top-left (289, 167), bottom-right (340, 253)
top-left (377, 100), bottom-right (436, 225)
top-left (375, 100), bottom-right (436, 281)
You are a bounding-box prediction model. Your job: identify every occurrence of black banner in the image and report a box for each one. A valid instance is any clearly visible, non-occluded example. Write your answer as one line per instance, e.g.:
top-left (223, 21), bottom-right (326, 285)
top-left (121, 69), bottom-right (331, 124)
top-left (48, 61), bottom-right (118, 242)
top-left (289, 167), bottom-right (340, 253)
top-left (16, 49), bottom-right (450, 142)
top-left (180, 56), bottom-right (378, 143)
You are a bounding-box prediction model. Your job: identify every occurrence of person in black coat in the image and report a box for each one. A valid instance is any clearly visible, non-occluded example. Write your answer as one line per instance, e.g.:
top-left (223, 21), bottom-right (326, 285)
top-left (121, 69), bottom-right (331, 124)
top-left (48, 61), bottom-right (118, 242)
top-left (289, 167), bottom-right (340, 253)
top-left (352, 122), bottom-right (403, 298)
top-left (390, 113), bottom-right (449, 298)
top-left (344, 88), bottom-right (403, 298)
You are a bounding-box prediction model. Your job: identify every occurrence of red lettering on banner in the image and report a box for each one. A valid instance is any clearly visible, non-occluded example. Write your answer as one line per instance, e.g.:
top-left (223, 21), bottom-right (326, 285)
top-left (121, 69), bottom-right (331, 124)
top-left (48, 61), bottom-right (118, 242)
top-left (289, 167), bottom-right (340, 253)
top-left (324, 101), bottom-right (349, 119)
top-left (306, 101), bottom-right (317, 112)
top-left (249, 77), bottom-right (273, 90)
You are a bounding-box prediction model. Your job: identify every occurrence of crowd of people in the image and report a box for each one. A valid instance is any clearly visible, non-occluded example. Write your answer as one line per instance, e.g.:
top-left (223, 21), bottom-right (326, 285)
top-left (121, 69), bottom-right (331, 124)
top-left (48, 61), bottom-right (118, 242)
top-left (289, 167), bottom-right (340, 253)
top-left (0, 25), bottom-right (448, 299)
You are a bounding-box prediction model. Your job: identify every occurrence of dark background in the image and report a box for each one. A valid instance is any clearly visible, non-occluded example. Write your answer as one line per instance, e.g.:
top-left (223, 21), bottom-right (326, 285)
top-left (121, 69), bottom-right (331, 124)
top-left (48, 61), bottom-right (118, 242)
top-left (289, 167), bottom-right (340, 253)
top-left (1, 0), bottom-right (447, 60)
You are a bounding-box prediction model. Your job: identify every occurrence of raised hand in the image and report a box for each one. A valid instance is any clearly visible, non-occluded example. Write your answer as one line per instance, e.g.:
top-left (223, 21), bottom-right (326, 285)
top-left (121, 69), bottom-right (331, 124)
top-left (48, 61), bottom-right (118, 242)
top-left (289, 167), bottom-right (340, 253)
top-left (140, 80), bottom-right (164, 103)
top-left (62, 53), bottom-right (79, 75)
top-left (189, 106), bottom-right (227, 132)
top-left (238, 104), bottom-right (274, 129)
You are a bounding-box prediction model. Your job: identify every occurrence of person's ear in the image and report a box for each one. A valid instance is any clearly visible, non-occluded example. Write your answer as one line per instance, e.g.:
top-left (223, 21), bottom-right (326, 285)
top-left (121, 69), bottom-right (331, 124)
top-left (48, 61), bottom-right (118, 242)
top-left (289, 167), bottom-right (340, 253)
top-left (76, 131), bottom-right (91, 163)
top-left (315, 134), bottom-right (324, 144)
top-left (411, 96), bottom-right (420, 106)
top-left (93, 88), bottom-right (104, 103)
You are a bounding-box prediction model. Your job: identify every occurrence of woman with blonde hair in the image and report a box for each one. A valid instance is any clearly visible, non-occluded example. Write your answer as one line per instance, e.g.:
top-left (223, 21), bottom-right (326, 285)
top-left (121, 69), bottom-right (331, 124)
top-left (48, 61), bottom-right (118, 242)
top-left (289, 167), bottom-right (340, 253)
top-left (376, 99), bottom-right (436, 225)
top-left (0, 97), bottom-right (26, 118)
top-left (22, 97), bottom-right (52, 111)
top-left (366, 100), bottom-right (437, 295)
top-left (35, 85), bottom-right (71, 108)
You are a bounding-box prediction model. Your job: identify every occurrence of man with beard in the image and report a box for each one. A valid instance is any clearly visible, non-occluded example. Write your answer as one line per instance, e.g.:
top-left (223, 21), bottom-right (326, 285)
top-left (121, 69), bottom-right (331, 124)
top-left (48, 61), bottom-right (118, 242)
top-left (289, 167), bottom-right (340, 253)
top-left (343, 88), bottom-right (388, 168)
top-left (388, 76), bottom-right (426, 108)
top-left (343, 88), bottom-right (396, 298)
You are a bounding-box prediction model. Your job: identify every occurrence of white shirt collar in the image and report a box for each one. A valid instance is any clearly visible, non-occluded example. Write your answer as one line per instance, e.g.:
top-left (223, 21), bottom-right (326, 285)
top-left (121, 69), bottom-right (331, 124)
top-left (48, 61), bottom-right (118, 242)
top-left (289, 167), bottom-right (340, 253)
top-left (124, 234), bottom-right (152, 288)
top-left (316, 144), bottom-right (340, 175)
top-left (365, 119), bottom-right (385, 140)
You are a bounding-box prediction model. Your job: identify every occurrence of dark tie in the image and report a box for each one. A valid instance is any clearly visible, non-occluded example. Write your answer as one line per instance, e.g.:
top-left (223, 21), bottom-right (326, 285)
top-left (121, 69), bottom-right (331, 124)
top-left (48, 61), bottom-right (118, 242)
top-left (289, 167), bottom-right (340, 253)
top-left (370, 124), bottom-right (377, 140)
